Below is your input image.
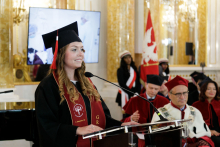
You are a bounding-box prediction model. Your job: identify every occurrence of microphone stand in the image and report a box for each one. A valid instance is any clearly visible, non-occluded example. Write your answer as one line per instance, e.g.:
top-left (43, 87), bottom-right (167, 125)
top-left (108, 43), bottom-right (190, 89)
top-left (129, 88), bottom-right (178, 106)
top-left (91, 74), bottom-right (168, 121)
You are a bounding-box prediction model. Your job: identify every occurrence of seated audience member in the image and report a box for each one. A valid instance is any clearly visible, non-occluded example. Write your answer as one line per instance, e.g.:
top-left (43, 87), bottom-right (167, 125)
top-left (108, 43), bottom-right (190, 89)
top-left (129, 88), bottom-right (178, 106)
top-left (116, 50), bottom-right (141, 109)
top-left (122, 74), bottom-right (170, 147)
top-left (158, 76), bottom-right (170, 100)
top-left (188, 71), bottom-right (200, 93)
top-left (151, 75), bottom-right (214, 147)
top-left (158, 58), bottom-right (170, 77)
top-left (192, 78), bottom-right (220, 146)
top-left (188, 73), bottom-right (207, 105)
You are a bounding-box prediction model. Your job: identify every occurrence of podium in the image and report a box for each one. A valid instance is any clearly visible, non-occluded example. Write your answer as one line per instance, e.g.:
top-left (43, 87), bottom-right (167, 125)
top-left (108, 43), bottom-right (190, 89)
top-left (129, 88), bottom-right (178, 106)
top-left (83, 119), bottom-right (191, 147)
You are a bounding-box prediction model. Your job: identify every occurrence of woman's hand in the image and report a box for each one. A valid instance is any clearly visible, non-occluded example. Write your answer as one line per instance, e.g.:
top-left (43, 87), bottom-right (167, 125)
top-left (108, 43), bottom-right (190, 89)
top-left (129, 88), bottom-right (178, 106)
top-left (210, 130), bottom-right (220, 136)
top-left (131, 110), bottom-right (140, 122)
top-left (76, 124), bottom-right (103, 135)
top-left (121, 121), bottom-right (139, 126)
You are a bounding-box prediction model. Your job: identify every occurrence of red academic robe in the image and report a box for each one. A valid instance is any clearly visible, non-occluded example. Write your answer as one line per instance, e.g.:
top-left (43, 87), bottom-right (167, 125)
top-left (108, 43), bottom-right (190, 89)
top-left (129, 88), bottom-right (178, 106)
top-left (122, 93), bottom-right (169, 147)
top-left (192, 99), bottom-right (220, 128)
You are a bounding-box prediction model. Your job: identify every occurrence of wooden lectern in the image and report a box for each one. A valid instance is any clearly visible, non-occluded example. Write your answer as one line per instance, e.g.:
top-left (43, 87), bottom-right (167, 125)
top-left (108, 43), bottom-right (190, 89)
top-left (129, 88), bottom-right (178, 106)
top-left (83, 119), bottom-right (191, 147)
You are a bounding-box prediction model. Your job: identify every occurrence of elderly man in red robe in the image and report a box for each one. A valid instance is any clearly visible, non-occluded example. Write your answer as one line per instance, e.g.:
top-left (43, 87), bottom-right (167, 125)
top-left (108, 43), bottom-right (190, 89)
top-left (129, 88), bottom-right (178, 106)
top-left (122, 74), bottom-right (170, 147)
top-left (151, 75), bottom-right (214, 147)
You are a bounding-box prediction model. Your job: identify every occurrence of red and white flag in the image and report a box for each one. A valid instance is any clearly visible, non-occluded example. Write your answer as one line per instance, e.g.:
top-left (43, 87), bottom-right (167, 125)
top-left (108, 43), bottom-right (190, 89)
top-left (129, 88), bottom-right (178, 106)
top-left (140, 10), bottom-right (159, 86)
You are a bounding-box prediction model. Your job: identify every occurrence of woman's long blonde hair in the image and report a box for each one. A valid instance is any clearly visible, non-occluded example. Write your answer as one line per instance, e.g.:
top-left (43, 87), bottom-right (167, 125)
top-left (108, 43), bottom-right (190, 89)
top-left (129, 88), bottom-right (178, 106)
top-left (49, 44), bottom-right (100, 104)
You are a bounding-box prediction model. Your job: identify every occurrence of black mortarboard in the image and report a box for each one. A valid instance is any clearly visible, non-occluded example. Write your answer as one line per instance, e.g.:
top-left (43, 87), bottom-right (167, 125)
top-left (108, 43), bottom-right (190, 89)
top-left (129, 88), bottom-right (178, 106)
top-left (42, 21), bottom-right (82, 69)
top-left (199, 77), bottom-right (212, 88)
top-left (193, 73), bottom-right (206, 83)
top-left (42, 21), bottom-right (82, 53)
top-left (190, 71), bottom-right (200, 77)
top-left (147, 75), bottom-right (164, 86)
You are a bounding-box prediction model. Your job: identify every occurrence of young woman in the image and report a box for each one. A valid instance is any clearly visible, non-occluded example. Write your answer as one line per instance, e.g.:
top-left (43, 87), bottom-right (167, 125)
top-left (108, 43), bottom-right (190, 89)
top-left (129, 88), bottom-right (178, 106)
top-left (192, 80), bottom-right (220, 146)
top-left (158, 58), bottom-right (170, 76)
top-left (115, 50), bottom-right (141, 108)
top-left (35, 22), bottom-right (137, 147)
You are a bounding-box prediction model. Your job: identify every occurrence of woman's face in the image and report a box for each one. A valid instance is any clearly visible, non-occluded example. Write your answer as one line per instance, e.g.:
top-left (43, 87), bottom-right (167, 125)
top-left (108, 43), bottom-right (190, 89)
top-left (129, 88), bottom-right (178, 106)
top-left (64, 42), bottom-right (85, 70)
top-left (205, 83), bottom-right (216, 99)
top-left (161, 63), bottom-right (168, 71)
top-left (123, 55), bottom-right (132, 65)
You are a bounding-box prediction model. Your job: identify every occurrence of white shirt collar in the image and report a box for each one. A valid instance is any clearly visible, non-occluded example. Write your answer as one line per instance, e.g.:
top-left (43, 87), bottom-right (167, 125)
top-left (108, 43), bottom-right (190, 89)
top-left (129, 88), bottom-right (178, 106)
top-left (180, 105), bottom-right (185, 111)
top-left (146, 93), bottom-right (156, 100)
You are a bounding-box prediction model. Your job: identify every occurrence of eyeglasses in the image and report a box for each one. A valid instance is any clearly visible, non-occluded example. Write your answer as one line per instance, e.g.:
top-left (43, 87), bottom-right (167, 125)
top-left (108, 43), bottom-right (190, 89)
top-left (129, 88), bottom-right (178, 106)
top-left (170, 91), bottom-right (189, 98)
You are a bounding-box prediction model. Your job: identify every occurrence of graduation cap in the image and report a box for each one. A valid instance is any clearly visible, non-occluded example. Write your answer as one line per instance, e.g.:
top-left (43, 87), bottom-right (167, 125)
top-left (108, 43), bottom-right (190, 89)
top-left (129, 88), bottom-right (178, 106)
top-left (42, 21), bottom-right (82, 69)
top-left (198, 77), bottom-right (212, 88)
top-left (193, 73), bottom-right (206, 83)
top-left (165, 75), bottom-right (189, 91)
top-left (147, 75), bottom-right (164, 86)
top-left (190, 71), bottom-right (200, 77)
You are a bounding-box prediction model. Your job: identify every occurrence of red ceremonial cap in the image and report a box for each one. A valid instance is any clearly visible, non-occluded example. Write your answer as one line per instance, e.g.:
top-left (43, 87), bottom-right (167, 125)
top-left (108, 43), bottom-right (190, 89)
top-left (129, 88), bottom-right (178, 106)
top-left (165, 75), bottom-right (189, 91)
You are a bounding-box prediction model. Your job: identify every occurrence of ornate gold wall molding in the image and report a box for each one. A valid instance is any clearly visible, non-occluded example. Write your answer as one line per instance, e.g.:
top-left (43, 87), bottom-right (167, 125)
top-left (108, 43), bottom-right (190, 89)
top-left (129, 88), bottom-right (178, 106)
top-left (107, 0), bottom-right (135, 82)
top-left (197, 0), bottom-right (207, 65)
top-left (177, 14), bottom-right (189, 64)
top-left (56, 0), bottom-right (67, 9)
top-left (67, 0), bottom-right (76, 9)
top-left (0, 0), bottom-right (14, 88)
top-left (144, 0), bottom-right (207, 65)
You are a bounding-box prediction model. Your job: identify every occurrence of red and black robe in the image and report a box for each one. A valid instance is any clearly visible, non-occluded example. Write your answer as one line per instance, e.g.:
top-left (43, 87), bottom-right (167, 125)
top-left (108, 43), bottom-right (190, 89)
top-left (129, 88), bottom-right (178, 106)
top-left (122, 93), bottom-right (170, 123)
top-left (122, 93), bottom-right (169, 147)
top-left (35, 73), bottom-right (122, 147)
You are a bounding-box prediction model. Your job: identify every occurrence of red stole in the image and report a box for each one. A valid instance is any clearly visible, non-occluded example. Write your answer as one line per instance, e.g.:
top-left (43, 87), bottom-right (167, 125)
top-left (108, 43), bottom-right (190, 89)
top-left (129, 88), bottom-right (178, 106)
top-left (53, 72), bottom-right (106, 147)
top-left (192, 99), bottom-right (220, 127)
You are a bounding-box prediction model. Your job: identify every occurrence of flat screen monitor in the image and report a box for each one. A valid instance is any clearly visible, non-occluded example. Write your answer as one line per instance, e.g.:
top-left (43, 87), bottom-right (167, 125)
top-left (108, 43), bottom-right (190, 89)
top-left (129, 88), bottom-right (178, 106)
top-left (27, 7), bottom-right (101, 65)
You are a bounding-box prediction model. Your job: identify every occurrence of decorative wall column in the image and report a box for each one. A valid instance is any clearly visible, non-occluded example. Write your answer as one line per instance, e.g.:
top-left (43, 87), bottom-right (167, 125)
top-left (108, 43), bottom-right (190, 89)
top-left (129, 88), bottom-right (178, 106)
top-left (107, 0), bottom-right (135, 82)
top-left (67, 0), bottom-right (76, 9)
top-left (176, 8), bottom-right (189, 64)
top-left (56, 0), bottom-right (67, 9)
top-left (0, 0), bottom-right (14, 88)
top-left (197, 0), bottom-right (207, 65)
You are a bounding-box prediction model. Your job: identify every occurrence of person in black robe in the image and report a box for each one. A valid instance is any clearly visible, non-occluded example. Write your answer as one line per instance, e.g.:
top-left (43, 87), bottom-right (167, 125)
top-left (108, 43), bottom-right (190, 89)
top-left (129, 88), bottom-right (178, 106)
top-left (188, 71), bottom-right (199, 93)
top-left (35, 22), bottom-right (137, 147)
top-left (115, 50), bottom-right (141, 107)
top-left (187, 72), bottom-right (206, 105)
top-left (158, 58), bottom-right (170, 77)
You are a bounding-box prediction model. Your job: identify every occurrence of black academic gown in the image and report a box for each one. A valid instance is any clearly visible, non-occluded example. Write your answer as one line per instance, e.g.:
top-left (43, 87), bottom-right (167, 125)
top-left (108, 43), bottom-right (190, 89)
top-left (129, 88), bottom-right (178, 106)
top-left (35, 74), bottom-right (122, 147)
top-left (187, 90), bottom-right (199, 105)
top-left (187, 82), bottom-right (199, 105)
top-left (188, 82), bottom-right (197, 93)
top-left (116, 67), bottom-right (141, 107)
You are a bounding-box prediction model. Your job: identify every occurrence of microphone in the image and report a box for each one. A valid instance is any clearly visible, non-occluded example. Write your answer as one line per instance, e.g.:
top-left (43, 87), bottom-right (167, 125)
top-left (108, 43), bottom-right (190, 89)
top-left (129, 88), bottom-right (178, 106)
top-left (85, 72), bottom-right (168, 121)
top-left (0, 90), bottom-right (13, 94)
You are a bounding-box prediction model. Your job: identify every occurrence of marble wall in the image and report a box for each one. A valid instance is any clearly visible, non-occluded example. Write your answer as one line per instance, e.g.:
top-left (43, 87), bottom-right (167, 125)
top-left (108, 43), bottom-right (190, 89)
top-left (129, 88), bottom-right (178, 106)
top-left (0, 0), bottom-right (14, 88)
